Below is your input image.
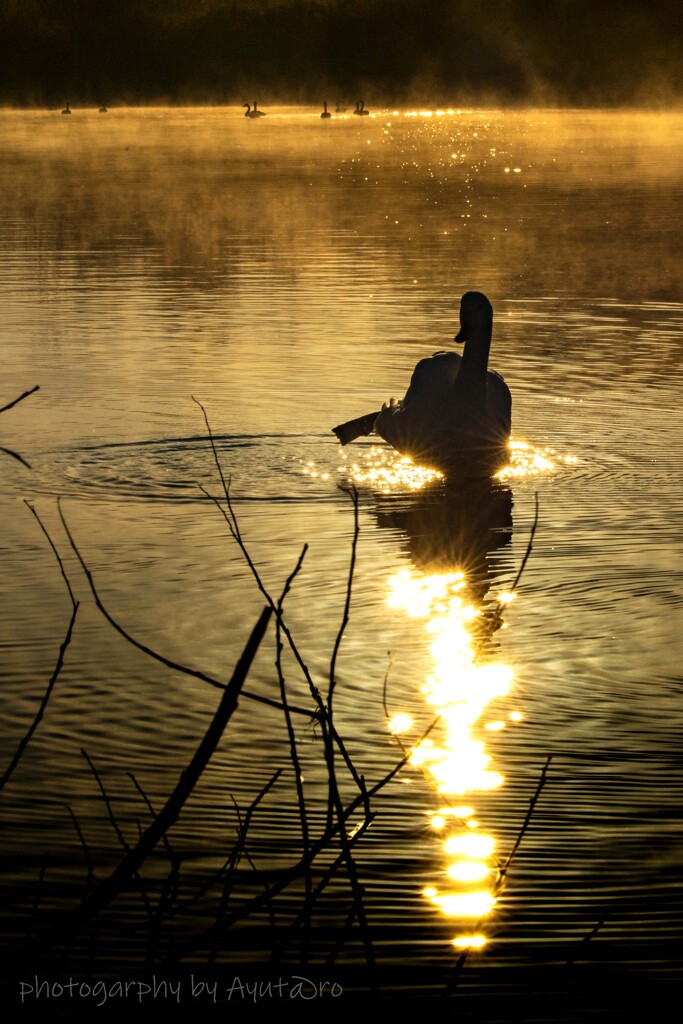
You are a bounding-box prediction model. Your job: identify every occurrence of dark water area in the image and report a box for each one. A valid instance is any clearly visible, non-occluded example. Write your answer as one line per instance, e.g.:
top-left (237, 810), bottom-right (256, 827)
top-left (1, 106), bottom-right (682, 1015)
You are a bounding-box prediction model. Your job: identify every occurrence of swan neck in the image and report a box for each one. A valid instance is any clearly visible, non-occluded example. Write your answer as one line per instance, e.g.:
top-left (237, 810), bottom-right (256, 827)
top-left (456, 322), bottom-right (492, 397)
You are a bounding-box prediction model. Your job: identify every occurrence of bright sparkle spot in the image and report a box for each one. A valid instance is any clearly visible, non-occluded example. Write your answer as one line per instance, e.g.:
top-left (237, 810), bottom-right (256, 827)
top-left (388, 712), bottom-right (413, 734)
top-left (453, 934), bottom-right (487, 949)
top-left (509, 711), bottom-right (523, 722)
top-left (348, 446), bottom-right (443, 491)
top-left (448, 861), bottom-right (491, 882)
top-left (444, 833), bottom-right (495, 859)
top-left (427, 890), bottom-right (496, 918)
top-left (496, 439), bottom-right (565, 480)
top-left (484, 721), bottom-right (505, 732)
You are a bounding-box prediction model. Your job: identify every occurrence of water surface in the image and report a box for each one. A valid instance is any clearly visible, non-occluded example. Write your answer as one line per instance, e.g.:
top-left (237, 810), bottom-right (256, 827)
top-left (1, 106), bottom-right (682, 1007)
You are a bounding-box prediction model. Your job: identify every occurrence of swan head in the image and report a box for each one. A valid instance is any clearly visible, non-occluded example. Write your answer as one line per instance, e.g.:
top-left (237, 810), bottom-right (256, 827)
top-left (455, 291), bottom-right (493, 343)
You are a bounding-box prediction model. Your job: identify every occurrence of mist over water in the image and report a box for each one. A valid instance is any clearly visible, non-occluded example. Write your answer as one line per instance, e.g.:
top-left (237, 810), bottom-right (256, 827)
top-left (1, 105), bottom-right (682, 1001)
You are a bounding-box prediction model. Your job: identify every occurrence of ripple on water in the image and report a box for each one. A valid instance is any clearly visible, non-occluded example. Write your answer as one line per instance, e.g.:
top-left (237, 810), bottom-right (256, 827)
top-left (21, 432), bottom-right (359, 504)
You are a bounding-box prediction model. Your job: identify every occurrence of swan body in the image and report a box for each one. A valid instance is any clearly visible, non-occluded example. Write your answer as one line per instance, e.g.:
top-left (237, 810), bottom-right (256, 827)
top-left (98, 104), bottom-right (108, 113)
top-left (321, 101), bottom-right (331, 119)
top-left (243, 102), bottom-right (266, 118)
top-left (374, 292), bottom-right (511, 477)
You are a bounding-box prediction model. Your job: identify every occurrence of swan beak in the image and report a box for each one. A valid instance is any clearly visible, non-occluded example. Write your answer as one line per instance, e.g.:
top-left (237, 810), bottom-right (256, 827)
top-left (454, 328), bottom-right (466, 343)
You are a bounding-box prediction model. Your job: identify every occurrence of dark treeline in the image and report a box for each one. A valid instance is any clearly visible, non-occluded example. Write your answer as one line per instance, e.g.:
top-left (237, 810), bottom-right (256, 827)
top-left (1, 0), bottom-right (681, 106)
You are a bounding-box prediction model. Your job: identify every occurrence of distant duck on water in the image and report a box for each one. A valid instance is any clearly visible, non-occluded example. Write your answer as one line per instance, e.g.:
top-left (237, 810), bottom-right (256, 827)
top-left (99, 104), bottom-right (108, 113)
top-left (243, 102), bottom-right (266, 118)
top-left (321, 101), bottom-right (331, 119)
top-left (353, 100), bottom-right (369, 116)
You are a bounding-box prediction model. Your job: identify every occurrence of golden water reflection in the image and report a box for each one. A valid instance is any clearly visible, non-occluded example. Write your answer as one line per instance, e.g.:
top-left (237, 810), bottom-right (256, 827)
top-left (332, 439), bottom-right (577, 492)
top-left (308, 439), bottom-right (565, 946)
top-left (387, 566), bottom-right (514, 945)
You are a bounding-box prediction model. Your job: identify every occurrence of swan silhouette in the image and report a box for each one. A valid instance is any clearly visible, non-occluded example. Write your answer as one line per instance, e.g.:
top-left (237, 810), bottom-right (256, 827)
top-left (243, 102), bottom-right (266, 118)
top-left (98, 104), bottom-right (108, 113)
top-left (343, 292), bottom-right (511, 477)
top-left (353, 100), bottom-right (370, 116)
top-left (61, 102), bottom-right (71, 115)
top-left (321, 101), bottom-right (331, 119)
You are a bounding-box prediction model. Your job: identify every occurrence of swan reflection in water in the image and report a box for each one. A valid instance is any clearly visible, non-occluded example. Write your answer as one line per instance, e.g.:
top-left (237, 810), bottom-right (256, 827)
top-left (369, 471), bottom-right (518, 949)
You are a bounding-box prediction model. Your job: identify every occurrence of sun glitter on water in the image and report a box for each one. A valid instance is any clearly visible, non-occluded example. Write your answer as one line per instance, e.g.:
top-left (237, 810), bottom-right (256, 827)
top-left (385, 565), bottom-right (523, 948)
top-left (496, 440), bottom-right (577, 480)
top-left (341, 446), bottom-right (443, 491)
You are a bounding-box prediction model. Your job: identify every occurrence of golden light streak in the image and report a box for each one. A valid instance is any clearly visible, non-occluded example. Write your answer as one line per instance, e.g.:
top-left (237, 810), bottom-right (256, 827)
top-left (385, 562), bottom-right (517, 940)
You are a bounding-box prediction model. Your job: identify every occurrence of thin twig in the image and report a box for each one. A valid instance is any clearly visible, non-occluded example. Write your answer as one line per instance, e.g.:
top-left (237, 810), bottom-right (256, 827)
top-left (0, 385), bottom-right (39, 415)
top-left (328, 484), bottom-right (359, 711)
top-left (275, 550), bottom-right (313, 962)
top-left (57, 500), bottom-right (316, 721)
top-left (41, 604), bottom-right (272, 947)
top-left (209, 770), bottom-right (282, 964)
top-left (0, 444), bottom-right (32, 468)
top-left (194, 403), bottom-right (367, 806)
top-left (508, 492), bottom-right (540, 596)
top-left (500, 755), bottom-right (552, 878)
top-left (27, 856), bottom-right (49, 946)
top-left (81, 749), bottom-right (155, 923)
top-left (81, 749), bottom-right (131, 853)
top-left (445, 755), bottom-right (552, 997)
top-left (128, 772), bottom-right (177, 867)
top-left (566, 910), bottom-right (610, 967)
top-left (25, 501), bottom-right (76, 606)
top-left (67, 805), bottom-right (95, 895)
top-left (0, 602), bottom-right (79, 794)
top-left (171, 713), bottom-right (440, 960)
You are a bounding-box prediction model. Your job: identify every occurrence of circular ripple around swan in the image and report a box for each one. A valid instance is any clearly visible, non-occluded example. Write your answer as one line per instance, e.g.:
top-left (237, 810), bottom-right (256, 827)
top-left (26, 433), bottom-right (352, 504)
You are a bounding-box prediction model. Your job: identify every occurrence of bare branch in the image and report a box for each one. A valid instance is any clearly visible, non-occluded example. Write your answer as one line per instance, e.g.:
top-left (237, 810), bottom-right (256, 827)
top-left (0, 602), bottom-right (79, 794)
top-left (57, 501), bottom-right (316, 721)
top-left (0, 385), bottom-right (39, 415)
top-left (0, 444), bottom-right (32, 468)
top-left (25, 501), bottom-right (76, 607)
top-left (43, 604), bottom-right (272, 945)
top-left (328, 484), bottom-right (359, 711)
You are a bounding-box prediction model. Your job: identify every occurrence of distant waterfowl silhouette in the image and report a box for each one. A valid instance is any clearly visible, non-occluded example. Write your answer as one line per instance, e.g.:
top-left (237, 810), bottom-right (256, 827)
top-left (335, 102), bottom-right (347, 113)
top-left (98, 104), bottom-right (108, 113)
top-left (243, 102), bottom-right (266, 118)
top-left (61, 102), bottom-right (71, 115)
top-left (333, 291), bottom-right (511, 478)
top-left (321, 101), bottom-right (331, 119)
top-left (353, 100), bottom-right (370, 116)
